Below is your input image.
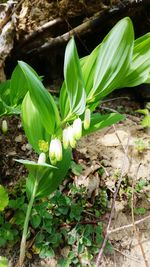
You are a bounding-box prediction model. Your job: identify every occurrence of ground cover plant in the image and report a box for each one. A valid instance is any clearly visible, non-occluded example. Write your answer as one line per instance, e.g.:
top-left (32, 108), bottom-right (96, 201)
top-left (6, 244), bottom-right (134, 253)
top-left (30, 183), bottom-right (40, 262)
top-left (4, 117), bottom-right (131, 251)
top-left (0, 17), bottom-right (150, 266)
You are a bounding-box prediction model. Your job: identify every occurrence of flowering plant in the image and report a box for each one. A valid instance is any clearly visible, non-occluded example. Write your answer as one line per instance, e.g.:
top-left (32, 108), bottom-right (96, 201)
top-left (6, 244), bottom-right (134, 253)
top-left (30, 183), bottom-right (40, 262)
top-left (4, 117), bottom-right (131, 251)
top-left (10, 17), bottom-right (150, 266)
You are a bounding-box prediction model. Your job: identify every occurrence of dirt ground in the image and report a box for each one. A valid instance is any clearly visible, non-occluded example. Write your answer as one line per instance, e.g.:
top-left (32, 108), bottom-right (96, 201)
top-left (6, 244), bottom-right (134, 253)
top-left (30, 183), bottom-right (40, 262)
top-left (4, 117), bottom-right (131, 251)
top-left (1, 91), bottom-right (150, 266)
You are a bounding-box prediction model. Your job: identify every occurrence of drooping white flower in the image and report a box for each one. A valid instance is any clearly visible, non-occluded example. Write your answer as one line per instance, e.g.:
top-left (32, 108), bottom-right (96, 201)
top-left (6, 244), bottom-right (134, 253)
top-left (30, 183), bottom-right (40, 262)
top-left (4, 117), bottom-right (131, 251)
top-left (38, 152), bottom-right (46, 164)
top-left (68, 126), bottom-right (76, 148)
top-left (72, 118), bottom-right (82, 140)
top-left (84, 108), bottom-right (91, 130)
top-left (54, 139), bottom-right (62, 161)
top-left (49, 138), bottom-right (62, 164)
top-left (63, 128), bottom-right (69, 149)
top-left (2, 120), bottom-right (8, 134)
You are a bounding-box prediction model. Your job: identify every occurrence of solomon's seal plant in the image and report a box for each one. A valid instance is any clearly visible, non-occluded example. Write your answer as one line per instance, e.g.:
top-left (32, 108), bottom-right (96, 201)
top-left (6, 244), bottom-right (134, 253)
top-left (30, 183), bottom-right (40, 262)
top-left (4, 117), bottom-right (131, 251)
top-left (4, 16), bottom-right (149, 266)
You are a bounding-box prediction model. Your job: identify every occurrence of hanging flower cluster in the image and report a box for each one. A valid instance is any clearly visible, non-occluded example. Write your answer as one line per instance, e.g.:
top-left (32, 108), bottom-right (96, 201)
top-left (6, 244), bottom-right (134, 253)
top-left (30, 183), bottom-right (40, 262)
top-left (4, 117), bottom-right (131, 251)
top-left (49, 109), bottom-right (91, 165)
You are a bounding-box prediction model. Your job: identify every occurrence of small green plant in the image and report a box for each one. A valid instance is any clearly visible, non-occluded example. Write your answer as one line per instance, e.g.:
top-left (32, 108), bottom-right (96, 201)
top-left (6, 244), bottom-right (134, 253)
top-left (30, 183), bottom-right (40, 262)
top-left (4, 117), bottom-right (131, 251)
top-left (137, 103), bottom-right (150, 128)
top-left (134, 139), bottom-right (146, 152)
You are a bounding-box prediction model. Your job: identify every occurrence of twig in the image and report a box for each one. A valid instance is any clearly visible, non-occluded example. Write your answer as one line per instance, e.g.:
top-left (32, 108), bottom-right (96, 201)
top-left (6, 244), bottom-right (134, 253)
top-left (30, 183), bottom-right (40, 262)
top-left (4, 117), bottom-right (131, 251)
top-left (18, 18), bottom-right (63, 47)
top-left (102, 96), bottom-right (130, 103)
top-left (95, 135), bottom-right (130, 266)
top-left (131, 164), bottom-right (149, 267)
top-left (108, 214), bottom-right (150, 235)
top-left (60, 219), bottom-right (104, 228)
top-left (0, 0), bottom-right (24, 31)
top-left (114, 247), bottom-right (141, 263)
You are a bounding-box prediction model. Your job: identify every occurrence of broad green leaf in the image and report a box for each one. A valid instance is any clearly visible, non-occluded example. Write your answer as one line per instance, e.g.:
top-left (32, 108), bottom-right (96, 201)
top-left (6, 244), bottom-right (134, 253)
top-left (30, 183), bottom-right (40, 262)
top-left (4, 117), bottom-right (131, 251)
top-left (18, 61), bottom-right (60, 134)
top-left (87, 17), bottom-right (134, 102)
top-left (141, 116), bottom-right (150, 127)
top-left (10, 64), bottom-right (28, 105)
top-left (63, 37), bottom-right (86, 117)
top-left (0, 98), bottom-right (6, 116)
top-left (0, 185), bottom-right (9, 211)
top-left (59, 82), bottom-right (70, 120)
top-left (22, 92), bottom-right (50, 153)
top-left (82, 113), bottom-right (125, 136)
top-left (30, 213), bottom-right (41, 229)
top-left (0, 256), bottom-right (8, 267)
top-left (15, 159), bottom-right (56, 181)
top-left (36, 148), bottom-right (72, 199)
top-left (0, 81), bottom-right (21, 116)
top-left (121, 33), bottom-right (150, 87)
top-left (81, 44), bottom-right (101, 96)
top-left (145, 72), bottom-right (150, 84)
top-left (0, 80), bottom-right (11, 105)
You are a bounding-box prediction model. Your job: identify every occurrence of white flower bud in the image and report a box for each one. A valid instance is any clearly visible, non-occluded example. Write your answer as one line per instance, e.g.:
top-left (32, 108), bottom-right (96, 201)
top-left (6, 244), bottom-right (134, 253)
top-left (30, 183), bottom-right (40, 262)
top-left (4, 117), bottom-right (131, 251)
top-left (68, 126), bottom-right (76, 148)
top-left (63, 128), bottom-right (69, 149)
top-left (84, 108), bottom-right (91, 130)
top-left (49, 138), bottom-right (62, 163)
top-left (72, 118), bottom-right (82, 140)
top-left (49, 139), bottom-right (56, 160)
top-left (38, 152), bottom-right (46, 164)
top-left (54, 139), bottom-right (62, 161)
top-left (2, 120), bottom-right (8, 134)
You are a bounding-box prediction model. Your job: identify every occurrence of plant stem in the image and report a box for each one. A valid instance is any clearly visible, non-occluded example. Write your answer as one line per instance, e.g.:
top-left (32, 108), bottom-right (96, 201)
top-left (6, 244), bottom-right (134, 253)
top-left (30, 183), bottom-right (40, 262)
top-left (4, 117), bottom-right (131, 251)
top-left (19, 178), bottom-right (39, 267)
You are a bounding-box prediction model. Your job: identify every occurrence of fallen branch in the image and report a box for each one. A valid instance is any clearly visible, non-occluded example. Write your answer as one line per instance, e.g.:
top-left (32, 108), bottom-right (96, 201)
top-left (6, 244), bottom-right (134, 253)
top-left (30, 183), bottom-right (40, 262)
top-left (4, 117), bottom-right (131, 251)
top-left (0, 0), bottom-right (24, 31)
top-left (15, 0), bottom-right (145, 56)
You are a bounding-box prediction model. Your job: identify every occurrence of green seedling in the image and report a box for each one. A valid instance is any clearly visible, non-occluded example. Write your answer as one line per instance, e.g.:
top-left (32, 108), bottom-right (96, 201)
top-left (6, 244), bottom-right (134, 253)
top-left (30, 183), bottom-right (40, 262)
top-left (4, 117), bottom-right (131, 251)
top-left (137, 103), bottom-right (150, 128)
top-left (134, 139), bottom-right (146, 153)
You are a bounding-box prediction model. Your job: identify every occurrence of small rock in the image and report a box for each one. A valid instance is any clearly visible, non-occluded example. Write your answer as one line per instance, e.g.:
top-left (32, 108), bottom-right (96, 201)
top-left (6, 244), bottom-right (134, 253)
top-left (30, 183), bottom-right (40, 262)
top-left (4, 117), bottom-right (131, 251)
top-left (15, 135), bottom-right (23, 142)
top-left (26, 143), bottom-right (32, 150)
top-left (21, 144), bottom-right (26, 151)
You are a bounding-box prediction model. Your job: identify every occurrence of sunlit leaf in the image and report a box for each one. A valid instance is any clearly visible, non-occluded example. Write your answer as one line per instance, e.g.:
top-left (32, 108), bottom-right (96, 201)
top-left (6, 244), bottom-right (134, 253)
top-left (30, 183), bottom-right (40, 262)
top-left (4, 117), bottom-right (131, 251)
top-left (87, 17), bottom-right (134, 102)
top-left (62, 37), bottom-right (86, 118)
top-left (0, 185), bottom-right (9, 211)
top-left (22, 92), bottom-right (50, 153)
top-left (10, 64), bottom-right (28, 105)
top-left (121, 33), bottom-right (150, 87)
top-left (82, 113), bottom-right (125, 136)
top-left (18, 61), bottom-right (60, 134)
top-left (36, 148), bottom-right (72, 199)
top-left (15, 159), bottom-right (56, 181)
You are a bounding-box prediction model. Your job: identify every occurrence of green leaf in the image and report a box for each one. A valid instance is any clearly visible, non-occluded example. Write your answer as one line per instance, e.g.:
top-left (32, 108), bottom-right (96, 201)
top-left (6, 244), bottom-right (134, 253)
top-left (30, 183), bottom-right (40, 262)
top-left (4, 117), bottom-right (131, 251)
top-left (36, 148), bottom-right (72, 199)
top-left (71, 161), bottom-right (83, 175)
top-left (87, 17), bottom-right (134, 102)
top-left (59, 82), bottom-right (70, 120)
top-left (62, 37), bottom-right (86, 118)
top-left (39, 246), bottom-right (54, 258)
top-left (0, 256), bottom-right (8, 267)
top-left (30, 213), bottom-right (41, 229)
top-left (21, 92), bottom-right (50, 153)
top-left (82, 113), bottom-right (125, 136)
top-left (121, 33), bottom-right (150, 87)
top-left (15, 159), bottom-right (56, 182)
top-left (18, 61), bottom-right (60, 134)
top-left (136, 109), bottom-right (149, 115)
top-left (0, 80), bottom-right (11, 105)
top-left (0, 185), bottom-right (9, 211)
top-left (10, 64), bottom-right (28, 105)
top-left (141, 116), bottom-right (150, 127)
top-left (81, 44), bottom-right (101, 96)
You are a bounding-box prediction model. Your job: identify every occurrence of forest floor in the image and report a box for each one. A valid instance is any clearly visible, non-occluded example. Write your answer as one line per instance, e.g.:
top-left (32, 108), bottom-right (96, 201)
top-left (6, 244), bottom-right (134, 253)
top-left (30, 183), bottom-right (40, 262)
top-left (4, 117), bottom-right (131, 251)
top-left (1, 90), bottom-right (150, 267)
